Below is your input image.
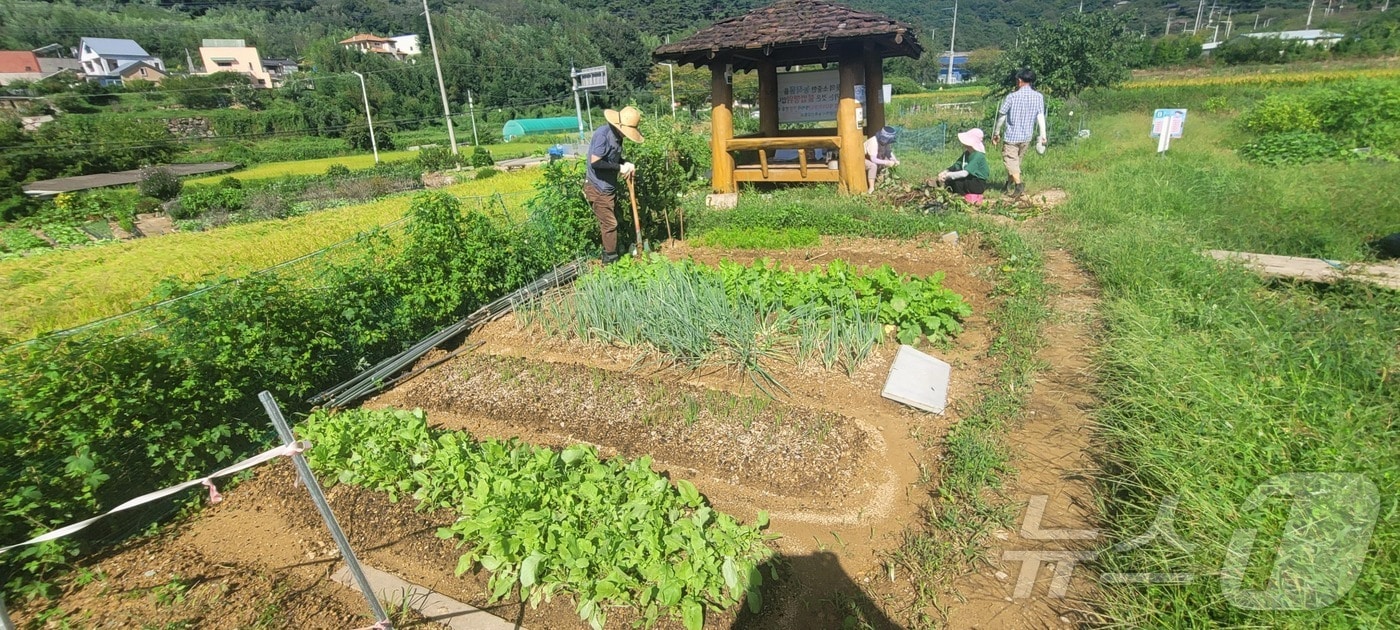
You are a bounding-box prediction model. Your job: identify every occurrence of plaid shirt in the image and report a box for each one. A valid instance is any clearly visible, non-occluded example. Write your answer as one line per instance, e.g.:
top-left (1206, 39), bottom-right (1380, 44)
top-left (998, 85), bottom-right (1045, 144)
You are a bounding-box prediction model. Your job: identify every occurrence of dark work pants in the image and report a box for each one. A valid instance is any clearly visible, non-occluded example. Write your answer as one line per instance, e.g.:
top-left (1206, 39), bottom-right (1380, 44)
top-left (948, 177), bottom-right (987, 195)
top-left (584, 182), bottom-right (618, 254)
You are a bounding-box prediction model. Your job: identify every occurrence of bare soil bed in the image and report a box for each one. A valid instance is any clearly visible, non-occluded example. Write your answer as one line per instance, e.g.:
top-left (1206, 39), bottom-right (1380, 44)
top-left (16, 235), bottom-right (1010, 629)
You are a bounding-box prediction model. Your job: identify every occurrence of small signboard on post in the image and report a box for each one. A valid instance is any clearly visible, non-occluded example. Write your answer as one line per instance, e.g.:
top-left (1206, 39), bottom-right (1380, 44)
top-left (1151, 108), bottom-right (1187, 153)
top-left (574, 65), bottom-right (608, 91)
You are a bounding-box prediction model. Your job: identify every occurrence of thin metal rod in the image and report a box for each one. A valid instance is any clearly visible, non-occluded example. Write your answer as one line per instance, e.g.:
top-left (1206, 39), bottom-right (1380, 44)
top-left (0, 594), bottom-right (14, 630)
top-left (259, 392), bottom-right (391, 628)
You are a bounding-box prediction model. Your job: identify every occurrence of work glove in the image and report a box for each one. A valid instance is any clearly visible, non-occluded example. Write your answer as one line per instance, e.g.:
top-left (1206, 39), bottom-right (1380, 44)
top-left (936, 170), bottom-right (949, 182)
top-left (619, 162), bottom-right (636, 177)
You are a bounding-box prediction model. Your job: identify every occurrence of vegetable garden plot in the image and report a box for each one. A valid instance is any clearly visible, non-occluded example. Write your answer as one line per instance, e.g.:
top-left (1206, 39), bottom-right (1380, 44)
top-left (361, 236), bottom-right (1006, 628)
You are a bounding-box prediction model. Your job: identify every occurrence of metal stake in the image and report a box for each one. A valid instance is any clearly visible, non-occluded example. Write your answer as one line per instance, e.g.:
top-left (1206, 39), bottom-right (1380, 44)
top-left (0, 594), bottom-right (14, 630)
top-left (258, 391), bottom-right (391, 628)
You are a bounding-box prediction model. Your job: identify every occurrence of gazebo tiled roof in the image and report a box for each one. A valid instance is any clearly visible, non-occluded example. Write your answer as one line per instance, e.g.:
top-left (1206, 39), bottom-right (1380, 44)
top-left (654, 0), bottom-right (920, 70)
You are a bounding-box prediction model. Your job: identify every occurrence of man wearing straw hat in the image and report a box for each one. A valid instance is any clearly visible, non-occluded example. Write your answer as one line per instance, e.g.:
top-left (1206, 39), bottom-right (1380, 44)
top-left (584, 105), bottom-right (644, 263)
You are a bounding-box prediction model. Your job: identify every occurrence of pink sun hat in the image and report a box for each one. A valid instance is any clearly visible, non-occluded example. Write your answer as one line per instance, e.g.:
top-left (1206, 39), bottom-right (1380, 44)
top-left (957, 128), bottom-right (986, 153)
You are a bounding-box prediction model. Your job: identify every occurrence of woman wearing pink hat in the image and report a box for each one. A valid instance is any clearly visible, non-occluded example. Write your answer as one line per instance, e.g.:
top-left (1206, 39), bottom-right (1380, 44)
top-left (936, 128), bottom-right (991, 204)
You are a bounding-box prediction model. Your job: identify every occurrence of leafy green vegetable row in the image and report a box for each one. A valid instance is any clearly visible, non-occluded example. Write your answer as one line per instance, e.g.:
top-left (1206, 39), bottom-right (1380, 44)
top-left (300, 408), bottom-right (773, 630)
top-left (603, 255), bottom-right (972, 345)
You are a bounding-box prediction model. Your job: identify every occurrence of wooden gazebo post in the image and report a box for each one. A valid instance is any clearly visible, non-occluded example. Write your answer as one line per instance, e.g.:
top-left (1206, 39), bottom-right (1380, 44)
top-left (863, 42), bottom-right (886, 136)
top-left (710, 60), bottom-right (736, 194)
top-left (836, 48), bottom-right (866, 194)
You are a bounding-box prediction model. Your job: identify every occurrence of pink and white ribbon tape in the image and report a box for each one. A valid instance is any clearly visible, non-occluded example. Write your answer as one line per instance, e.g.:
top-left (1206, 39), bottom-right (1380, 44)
top-left (0, 441), bottom-right (310, 555)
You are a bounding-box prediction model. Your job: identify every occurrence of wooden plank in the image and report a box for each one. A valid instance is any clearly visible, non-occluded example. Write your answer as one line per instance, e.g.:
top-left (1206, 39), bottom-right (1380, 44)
top-left (734, 167), bottom-right (840, 182)
top-left (798, 150), bottom-right (808, 178)
top-left (725, 136), bottom-right (841, 151)
top-left (332, 563), bottom-right (525, 630)
top-left (758, 149), bottom-right (769, 178)
top-left (1206, 250), bottom-right (1400, 290)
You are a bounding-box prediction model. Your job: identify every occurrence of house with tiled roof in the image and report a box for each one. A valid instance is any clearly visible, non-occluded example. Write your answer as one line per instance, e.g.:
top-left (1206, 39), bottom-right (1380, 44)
top-left (77, 37), bottom-right (166, 86)
top-left (339, 33), bottom-right (418, 59)
top-left (0, 51), bottom-right (44, 85)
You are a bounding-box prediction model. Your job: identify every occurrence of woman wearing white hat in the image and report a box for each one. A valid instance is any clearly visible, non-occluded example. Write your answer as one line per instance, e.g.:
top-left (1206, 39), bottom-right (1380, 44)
top-left (584, 106), bottom-right (644, 263)
top-left (936, 128), bottom-right (991, 204)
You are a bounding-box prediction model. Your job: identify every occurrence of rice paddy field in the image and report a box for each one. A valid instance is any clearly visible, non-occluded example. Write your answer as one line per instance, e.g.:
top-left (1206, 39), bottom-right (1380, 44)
top-left (186, 141), bottom-right (554, 184)
top-left (0, 169), bottom-right (542, 341)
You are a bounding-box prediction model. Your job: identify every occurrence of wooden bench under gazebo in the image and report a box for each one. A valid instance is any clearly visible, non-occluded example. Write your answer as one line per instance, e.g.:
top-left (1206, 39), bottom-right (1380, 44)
top-left (653, 0), bottom-right (922, 195)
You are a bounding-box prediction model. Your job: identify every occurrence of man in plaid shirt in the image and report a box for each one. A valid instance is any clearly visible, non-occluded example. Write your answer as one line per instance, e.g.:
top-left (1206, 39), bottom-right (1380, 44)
top-left (992, 69), bottom-right (1047, 199)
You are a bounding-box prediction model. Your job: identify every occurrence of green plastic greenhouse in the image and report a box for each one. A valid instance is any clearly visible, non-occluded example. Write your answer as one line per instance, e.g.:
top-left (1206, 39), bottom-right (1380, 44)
top-left (501, 117), bottom-right (581, 141)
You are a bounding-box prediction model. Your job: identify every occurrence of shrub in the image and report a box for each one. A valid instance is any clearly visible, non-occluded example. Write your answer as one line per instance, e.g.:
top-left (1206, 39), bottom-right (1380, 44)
top-left (474, 167), bottom-right (501, 180)
top-left (1307, 78), bottom-right (1400, 151)
top-left (137, 168), bottom-right (183, 201)
top-left (1237, 95), bottom-right (1322, 135)
top-left (243, 190), bottom-right (291, 221)
top-left (176, 185), bottom-right (246, 219)
top-left (216, 176), bottom-right (243, 190)
top-left (1239, 131), bottom-right (1347, 166)
top-left (628, 117), bottom-right (711, 243)
top-left (134, 197), bottom-right (162, 215)
top-left (343, 123), bottom-right (396, 152)
top-left (417, 146), bottom-right (461, 172)
top-left (469, 146), bottom-right (495, 168)
top-left (326, 163), bottom-right (351, 177)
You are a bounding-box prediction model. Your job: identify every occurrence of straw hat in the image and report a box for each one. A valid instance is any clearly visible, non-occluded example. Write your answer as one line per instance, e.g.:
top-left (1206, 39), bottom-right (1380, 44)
top-left (604, 106), bottom-right (645, 143)
top-left (957, 128), bottom-right (985, 153)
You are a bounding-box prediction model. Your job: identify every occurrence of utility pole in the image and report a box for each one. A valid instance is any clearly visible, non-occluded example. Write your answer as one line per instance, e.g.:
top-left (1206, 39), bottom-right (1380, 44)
top-left (1194, 0), bottom-right (1206, 33)
top-left (946, 0), bottom-right (958, 86)
top-left (584, 90), bottom-right (593, 129)
top-left (351, 71), bottom-right (379, 164)
top-left (1166, 10), bottom-right (1174, 36)
top-left (467, 89), bottom-right (479, 146)
top-left (1307, 0), bottom-right (1316, 27)
top-left (1079, 0), bottom-right (1084, 13)
top-left (422, 0), bottom-right (458, 154)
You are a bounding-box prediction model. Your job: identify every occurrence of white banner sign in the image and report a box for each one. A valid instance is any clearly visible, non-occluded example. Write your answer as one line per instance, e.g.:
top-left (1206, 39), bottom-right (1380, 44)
top-left (776, 69), bottom-right (891, 123)
top-left (574, 65), bottom-right (607, 91)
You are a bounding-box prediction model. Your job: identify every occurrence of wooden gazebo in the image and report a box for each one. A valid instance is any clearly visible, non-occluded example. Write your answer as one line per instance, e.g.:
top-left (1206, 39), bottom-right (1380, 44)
top-left (654, 0), bottom-right (922, 194)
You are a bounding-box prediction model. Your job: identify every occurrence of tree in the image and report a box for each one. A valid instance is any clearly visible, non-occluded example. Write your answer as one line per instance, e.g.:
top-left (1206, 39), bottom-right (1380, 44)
top-left (988, 11), bottom-right (1139, 96)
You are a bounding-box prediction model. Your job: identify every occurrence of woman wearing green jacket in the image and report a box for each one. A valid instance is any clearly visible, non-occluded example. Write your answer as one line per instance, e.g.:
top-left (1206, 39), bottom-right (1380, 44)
top-left (937, 128), bottom-right (991, 203)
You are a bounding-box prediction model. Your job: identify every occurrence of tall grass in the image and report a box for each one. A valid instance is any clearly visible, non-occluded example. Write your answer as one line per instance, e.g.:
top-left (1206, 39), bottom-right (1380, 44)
top-left (1039, 103), bottom-right (1397, 626)
top-left (0, 170), bottom-right (543, 340)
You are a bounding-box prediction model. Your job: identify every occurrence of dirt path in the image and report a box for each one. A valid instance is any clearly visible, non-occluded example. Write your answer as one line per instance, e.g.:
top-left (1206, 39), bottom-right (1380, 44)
top-left (941, 212), bottom-right (1105, 628)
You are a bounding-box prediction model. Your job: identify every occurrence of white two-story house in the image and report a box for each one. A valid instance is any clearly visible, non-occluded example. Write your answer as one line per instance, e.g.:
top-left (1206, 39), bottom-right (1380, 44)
top-left (77, 37), bottom-right (166, 86)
